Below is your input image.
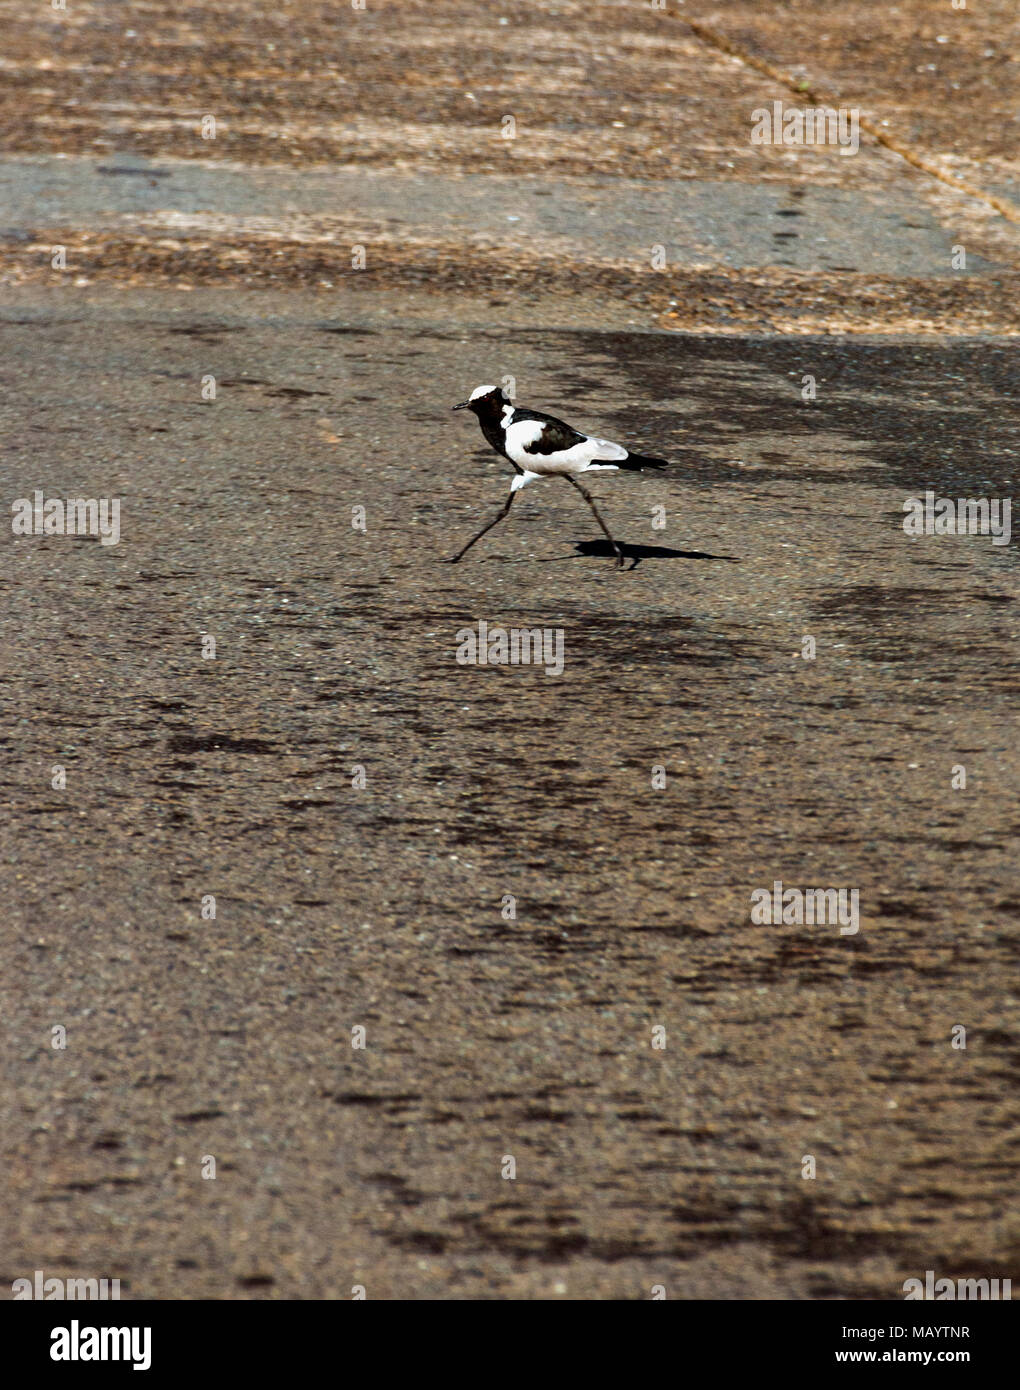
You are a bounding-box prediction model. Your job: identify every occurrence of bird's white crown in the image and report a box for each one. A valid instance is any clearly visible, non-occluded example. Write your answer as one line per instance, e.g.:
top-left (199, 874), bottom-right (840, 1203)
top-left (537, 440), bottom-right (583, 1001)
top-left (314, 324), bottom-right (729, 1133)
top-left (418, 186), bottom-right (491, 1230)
top-left (468, 384), bottom-right (499, 401)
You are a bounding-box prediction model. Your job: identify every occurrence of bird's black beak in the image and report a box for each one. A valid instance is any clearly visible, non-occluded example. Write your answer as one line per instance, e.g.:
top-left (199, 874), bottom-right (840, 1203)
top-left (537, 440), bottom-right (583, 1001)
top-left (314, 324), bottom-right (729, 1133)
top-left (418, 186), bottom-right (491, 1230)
top-left (452, 401), bottom-right (469, 410)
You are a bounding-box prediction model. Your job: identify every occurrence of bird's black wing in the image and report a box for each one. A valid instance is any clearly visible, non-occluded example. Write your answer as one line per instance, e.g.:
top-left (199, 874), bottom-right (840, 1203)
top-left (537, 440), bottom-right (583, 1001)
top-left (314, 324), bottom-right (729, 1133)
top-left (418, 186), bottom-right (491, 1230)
top-left (509, 408), bottom-right (589, 456)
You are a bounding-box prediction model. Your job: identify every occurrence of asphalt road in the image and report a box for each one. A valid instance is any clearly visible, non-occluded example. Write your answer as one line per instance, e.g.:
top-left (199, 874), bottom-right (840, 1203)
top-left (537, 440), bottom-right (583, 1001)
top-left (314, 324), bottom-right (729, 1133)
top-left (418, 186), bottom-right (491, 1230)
top-left (1, 291), bottom-right (1017, 1298)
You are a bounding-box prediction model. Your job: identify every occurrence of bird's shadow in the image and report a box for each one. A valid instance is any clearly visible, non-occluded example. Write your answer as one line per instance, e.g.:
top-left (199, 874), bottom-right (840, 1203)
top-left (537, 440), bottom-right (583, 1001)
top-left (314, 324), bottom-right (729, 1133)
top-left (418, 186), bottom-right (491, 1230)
top-left (538, 539), bottom-right (738, 571)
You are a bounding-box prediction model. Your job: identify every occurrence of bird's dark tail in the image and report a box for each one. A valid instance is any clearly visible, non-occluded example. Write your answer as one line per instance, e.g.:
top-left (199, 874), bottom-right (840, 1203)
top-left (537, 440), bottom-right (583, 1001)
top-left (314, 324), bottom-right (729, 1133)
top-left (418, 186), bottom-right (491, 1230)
top-left (619, 452), bottom-right (668, 471)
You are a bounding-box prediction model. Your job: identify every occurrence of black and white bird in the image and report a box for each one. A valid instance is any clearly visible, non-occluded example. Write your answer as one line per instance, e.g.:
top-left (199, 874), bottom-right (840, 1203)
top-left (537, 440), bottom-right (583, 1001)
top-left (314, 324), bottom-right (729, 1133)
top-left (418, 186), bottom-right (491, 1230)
top-left (449, 384), bottom-right (668, 568)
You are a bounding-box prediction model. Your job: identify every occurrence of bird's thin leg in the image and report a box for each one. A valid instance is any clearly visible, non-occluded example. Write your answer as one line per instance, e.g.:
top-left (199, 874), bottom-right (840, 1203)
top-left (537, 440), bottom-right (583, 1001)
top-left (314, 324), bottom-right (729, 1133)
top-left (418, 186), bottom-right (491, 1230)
top-left (448, 490), bottom-right (516, 563)
top-left (566, 475), bottom-right (624, 568)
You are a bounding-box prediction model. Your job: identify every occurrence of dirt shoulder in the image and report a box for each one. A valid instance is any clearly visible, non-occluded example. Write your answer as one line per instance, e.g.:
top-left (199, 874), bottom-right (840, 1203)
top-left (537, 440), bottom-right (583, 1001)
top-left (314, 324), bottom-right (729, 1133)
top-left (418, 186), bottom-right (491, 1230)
top-left (1, 1), bottom-right (1017, 334)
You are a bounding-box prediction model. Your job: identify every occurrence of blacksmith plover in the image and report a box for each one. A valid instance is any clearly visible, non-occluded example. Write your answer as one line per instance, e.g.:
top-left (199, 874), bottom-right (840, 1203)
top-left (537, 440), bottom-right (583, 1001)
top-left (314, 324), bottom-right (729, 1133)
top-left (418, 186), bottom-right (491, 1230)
top-left (450, 385), bottom-right (668, 568)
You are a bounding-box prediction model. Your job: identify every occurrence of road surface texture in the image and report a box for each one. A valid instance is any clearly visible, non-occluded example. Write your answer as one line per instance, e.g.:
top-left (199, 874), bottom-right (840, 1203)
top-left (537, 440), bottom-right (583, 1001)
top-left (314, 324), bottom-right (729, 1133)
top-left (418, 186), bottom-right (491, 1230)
top-left (1, 1), bottom-right (1017, 1300)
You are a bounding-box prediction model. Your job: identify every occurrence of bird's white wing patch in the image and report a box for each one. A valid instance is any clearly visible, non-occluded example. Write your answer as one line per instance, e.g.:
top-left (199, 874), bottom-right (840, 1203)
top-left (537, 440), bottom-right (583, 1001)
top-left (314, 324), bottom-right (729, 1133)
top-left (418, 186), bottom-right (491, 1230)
top-left (504, 422), bottom-right (627, 475)
top-left (503, 419), bottom-right (545, 460)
